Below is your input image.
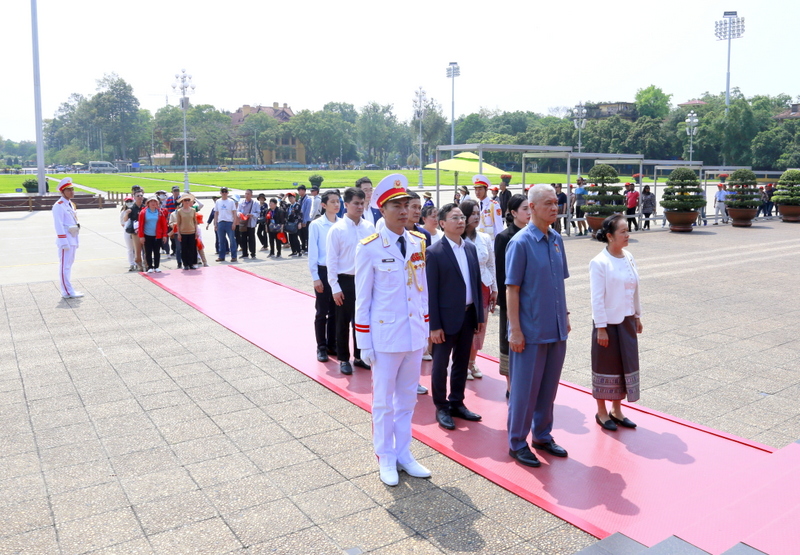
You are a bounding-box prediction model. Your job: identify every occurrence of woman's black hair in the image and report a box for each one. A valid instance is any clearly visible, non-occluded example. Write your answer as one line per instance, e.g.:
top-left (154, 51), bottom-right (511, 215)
top-left (595, 213), bottom-right (625, 244)
top-left (643, 185), bottom-right (651, 194)
top-left (458, 199), bottom-right (478, 238)
top-left (422, 204), bottom-right (438, 219)
top-left (505, 194), bottom-right (528, 225)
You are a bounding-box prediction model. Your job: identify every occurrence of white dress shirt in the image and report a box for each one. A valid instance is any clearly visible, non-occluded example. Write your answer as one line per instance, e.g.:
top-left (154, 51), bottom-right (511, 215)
top-left (467, 231), bottom-right (497, 292)
top-left (589, 247), bottom-right (642, 328)
top-left (326, 214), bottom-right (376, 294)
top-left (308, 214), bottom-right (339, 281)
top-left (445, 236), bottom-right (473, 306)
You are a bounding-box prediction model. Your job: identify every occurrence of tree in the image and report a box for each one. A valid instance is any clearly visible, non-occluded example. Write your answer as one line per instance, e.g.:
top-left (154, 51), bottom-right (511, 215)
top-left (454, 113), bottom-right (487, 144)
top-left (635, 85), bottom-right (672, 120)
top-left (357, 102), bottom-right (397, 164)
top-left (323, 102), bottom-right (358, 125)
top-left (240, 112), bottom-right (279, 163)
top-left (752, 126), bottom-right (792, 170)
top-left (91, 73), bottom-right (141, 160)
top-left (412, 98), bottom-right (448, 164)
top-left (187, 104), bottom-right (230, 164)
top-left (625, 116), bottom-right (668, 159)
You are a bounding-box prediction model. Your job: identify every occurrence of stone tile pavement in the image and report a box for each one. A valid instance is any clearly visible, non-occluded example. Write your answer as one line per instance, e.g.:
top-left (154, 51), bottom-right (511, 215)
top-left (1, 208), bottom-right (799, 554)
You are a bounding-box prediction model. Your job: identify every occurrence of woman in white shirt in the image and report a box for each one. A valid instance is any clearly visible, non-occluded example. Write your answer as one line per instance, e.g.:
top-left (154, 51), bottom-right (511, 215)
top-left (590, 214), bottom-right (643, 431)
top-left (460, 199), bottom-right (497, 380)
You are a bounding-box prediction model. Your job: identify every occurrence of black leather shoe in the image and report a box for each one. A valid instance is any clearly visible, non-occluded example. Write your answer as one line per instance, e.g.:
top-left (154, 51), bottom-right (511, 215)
top-left (316, 348), bottom-right (329, 363)
top-left (353, 358), bottom-right (371, 370)
top-left (339, 361), bottom-right (353, 375)
top-left (531, 439), bottom-right (568, 457)
top-left (595, 414), bottom-right (618, 431)
top-left (610, 413), bottom-right (637, 428)
top-left (509, 446), bottom-right (541, 468)
top-left (436, 408), bottom-right (456, 430)
top-left (450, 405), bottom-right (482, 422)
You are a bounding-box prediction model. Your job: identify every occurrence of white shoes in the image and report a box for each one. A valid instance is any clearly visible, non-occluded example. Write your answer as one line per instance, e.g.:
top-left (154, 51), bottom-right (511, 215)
top-left (379, 466), bottom-right (399, 486)
top-left (62, 291), bottom-right (84, 299)
top-left (154, 268), bottom-right (162, 273)
top-left (147, 268), bottom-right (154, 273)
top-left (397, 460), bottom-right (431, 478)
top-left (422, 353), bottom-right (433, 361)
top-left (468, 363), bottom-right (483, 379)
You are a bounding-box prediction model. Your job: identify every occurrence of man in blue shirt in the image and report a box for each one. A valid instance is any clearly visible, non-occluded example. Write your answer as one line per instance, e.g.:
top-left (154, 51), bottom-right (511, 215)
top-left (505, 184), bottom-right (571, 468)
top-left (298, 184), bottom-right (312, 252)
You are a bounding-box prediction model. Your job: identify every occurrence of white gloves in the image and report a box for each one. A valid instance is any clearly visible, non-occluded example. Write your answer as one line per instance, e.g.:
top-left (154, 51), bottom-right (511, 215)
top-left (360, 349), bottom-right (375, 367)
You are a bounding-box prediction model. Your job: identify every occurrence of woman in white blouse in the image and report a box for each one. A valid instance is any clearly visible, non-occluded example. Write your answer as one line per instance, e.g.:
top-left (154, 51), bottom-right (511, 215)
top-left (589, 214), bottom-right (643, 431)
top-left (460, 200), bottom-right (497, 380)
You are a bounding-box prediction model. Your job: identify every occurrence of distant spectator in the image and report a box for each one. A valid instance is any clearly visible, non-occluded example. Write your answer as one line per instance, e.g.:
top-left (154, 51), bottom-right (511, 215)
top-left (137, 196), bottom-right (168, 273)
top-left (284, 192), bottom-right (303, 257)
top-left (640, 185), bottom-right (656, 230)
top-left (237, 189), bottom-right (260, 259)
top-left (256, 193), bottom-right (269, 250)
top-left (165, 186), bottom-right (180, 256)
top-left (625, 183), bottom-right (640, 231)
top-left (298, 184), bottom-right (311, 252)
top-left (206, 195), bottom-right (220, 254)
top-left (214, 188), bottom-right (238, 262)
top-left (125, 191), bottom-right (145, 271)
top-left (176, 194), bottom-right (199, 270)
top-left (120, 195), bottom-right (138, 272)
top-left (714, 184), bottom-right (729, 224)
top-left (266, 198), bottom-right (285, 258)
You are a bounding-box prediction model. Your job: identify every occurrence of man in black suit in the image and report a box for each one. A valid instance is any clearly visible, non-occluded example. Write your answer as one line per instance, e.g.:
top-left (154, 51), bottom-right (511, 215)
top-left (426, 203), bottom-right (485, 430)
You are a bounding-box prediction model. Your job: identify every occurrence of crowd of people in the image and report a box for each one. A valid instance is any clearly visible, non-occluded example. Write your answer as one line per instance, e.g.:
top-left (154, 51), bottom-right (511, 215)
top-left (55, 174), bottom-right (644, 485)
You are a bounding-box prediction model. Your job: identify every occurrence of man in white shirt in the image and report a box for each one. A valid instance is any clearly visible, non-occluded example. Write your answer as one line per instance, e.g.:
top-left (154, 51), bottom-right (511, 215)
top-left (426, 204), bottom-right (485, 430)
top-left (309, 186), bottom-right (322, 221)
top-left (214, 187), bottom-right (238, 262)
top-left (714, 184), bottom-right (729, 224)
top-left (326, 187), bottom-right (375, 374)
top-left (309, 191), bottom-right (341, 363)
top-left (357, 177), bottom-right (383, 226)
top-left (472, 174), bottom-right (504, 239)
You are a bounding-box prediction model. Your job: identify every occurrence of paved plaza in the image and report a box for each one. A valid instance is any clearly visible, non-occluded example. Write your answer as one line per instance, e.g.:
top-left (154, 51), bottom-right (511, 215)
top-left (1, 206), bottom-right (799, 554)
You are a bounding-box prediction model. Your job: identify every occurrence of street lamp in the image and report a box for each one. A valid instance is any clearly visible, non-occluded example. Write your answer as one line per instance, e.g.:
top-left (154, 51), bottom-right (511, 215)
top-left (685, 110), bottom-right (699, 162)
top-left (715, 12), bottom-right (745, 115)
top-left (413, 87), bottom-right (427, 187)
top-left (572, 102), bottom-right (587, 176)
top-left (446, 62), bottom-right (459, 157)
top-left (172, 69), bottom-right (195, 193)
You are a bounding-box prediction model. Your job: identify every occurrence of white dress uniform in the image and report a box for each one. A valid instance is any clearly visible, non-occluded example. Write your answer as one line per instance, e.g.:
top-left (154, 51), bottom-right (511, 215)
top-left (52, 179), bottom-right (81, 298)
top-left (473, 174), bottom-right (504, 239)
top-left (354, 174), bottom-right (430, 482)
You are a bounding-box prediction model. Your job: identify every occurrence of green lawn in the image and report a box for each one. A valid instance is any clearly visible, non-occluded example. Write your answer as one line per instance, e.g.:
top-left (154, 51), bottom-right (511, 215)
top-left (0, 170), bottom-right (651, 195)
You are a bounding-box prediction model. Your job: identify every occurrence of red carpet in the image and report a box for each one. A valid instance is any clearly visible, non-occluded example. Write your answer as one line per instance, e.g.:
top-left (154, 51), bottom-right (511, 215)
top-left (144, 266), bottom-right (800, 554)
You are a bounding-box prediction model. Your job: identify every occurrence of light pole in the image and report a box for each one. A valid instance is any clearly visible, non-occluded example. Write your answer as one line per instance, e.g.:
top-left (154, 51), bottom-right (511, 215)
top-left (172, 69), bottom-right (195, 193)
top-left (715, 12), bottom-right (745, 115)
top-left (446, 62), bottom-right (459, 157)
top-left (30, 0), bottom-right (46, 194)
top-left (685, 110), bottom-right (699, 162)
top-left (413, 87), bottom-right (427, 187)
top-left (572, 102), bottom-right (587, 177)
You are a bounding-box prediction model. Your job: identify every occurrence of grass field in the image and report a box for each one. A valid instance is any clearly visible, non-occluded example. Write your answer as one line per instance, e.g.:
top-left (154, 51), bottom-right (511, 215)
top-left (0, 170), bottom-right (651, 195)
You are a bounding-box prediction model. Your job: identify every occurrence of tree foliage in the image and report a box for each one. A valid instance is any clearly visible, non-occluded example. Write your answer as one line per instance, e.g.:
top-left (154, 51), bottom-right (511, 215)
top-left (660, 167), bottom-right (705, 211)
top-left (725, 169), bottom-right (761, 208)
top-left (635, 85), bottom-right (672, 120)
top-left (772, 169), bottom-right (800, 206)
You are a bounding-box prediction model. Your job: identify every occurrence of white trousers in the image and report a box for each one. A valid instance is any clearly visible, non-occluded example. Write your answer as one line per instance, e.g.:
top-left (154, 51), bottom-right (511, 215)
top-left (123, 232), bottom-right (135, 265)
top-left (58, 246), bottom-right (77, 297)
top-left (371, 348), bottom-right (423, 468)
top-left (715, 203), bottom-right (727, 223)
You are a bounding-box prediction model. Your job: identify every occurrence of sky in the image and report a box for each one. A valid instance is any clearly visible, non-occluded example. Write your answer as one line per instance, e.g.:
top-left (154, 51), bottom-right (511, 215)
top-left (2, 0), bottom-right (797, 142)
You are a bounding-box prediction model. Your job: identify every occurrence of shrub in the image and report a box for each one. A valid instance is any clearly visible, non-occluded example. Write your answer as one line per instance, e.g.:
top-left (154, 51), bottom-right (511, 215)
top-left (583, 164), bottom-right (624, 216)
top-left (772, 169), bottom-right (800, 206)
top-left (660, 168), bottom-right (706, 211)
top-left (308, 174), bottom-right (324, 187)
top-left (724, 169), bottom-right (761, 209)
top-left (22, 178), bottom-right (39, 193)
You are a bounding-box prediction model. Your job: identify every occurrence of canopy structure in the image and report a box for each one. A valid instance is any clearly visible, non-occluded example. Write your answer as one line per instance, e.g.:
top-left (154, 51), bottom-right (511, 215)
top-left (433, 144), bottom-right (572, 205)
top-left (424, 152), bottom-right (507, 174)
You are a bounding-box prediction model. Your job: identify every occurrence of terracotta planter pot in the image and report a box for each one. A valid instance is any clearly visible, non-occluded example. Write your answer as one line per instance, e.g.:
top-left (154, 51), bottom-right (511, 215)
top-left (585, 215), bottom-right (607, 232)
top-left (726, 207), bottom-right (758, 227)
top-left (664, 210), bottom-right (698, 232)
top-left (778, 204), bottom-right (800, 222)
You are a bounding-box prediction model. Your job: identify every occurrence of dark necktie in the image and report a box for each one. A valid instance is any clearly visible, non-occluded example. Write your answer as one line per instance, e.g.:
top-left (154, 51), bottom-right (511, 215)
top-left (398, 236), bottom-right (406, 258)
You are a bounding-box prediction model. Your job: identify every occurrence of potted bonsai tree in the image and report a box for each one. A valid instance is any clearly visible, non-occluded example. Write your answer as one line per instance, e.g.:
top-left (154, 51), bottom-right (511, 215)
top-left (660, 167), bottom-right (706, 232)
top-left (22, 178), bottom-right (39, 193)
top-left (583, 164), bottom-right (624, 233)
top-left (772, 169), bottom-right (800, 222)
top-left (724, 169), bottom-right (760, 227)
top-left (308, 174), bottom-right (324, 188)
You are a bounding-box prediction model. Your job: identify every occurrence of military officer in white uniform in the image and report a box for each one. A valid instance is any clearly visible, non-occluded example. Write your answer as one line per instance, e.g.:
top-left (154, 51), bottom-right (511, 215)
top-left (53, 177), bottom-right (83, 298)
top-left (472, 174), bottom-right (504, 239)
top-left (355, 173), bottom-right (432, 486)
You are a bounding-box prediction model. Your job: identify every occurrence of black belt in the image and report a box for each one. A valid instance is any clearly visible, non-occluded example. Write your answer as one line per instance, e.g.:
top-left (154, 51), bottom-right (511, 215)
top-left (465, 303), bottom-right (474, 312)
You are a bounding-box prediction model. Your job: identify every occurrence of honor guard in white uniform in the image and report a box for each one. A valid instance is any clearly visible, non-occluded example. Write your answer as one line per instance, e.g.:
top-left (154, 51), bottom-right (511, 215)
top-left (355, 173), bottom-right (432, 486)
top-left (53, 177), bottom-right (83, 298)
top-left (472, 174), bottom-right (504, 239)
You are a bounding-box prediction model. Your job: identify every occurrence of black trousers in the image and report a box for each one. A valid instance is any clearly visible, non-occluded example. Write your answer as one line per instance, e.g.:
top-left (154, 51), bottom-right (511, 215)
top-left (299, 225), bottom-right (309, 251)
top-left (257, 222), bottom-right (267, 248)
top-left (180, 233), bottom-right (197, 268)
top-left (144, 235), bottom-right (162, 269)
top-left (288, 232), bottom-right (301, 255)
top-left (239, 227), bottom-right (256, 257)
top-left (335, 274), bottom-right (360, 361)
top-left (314, 266), bottom-right (337, 351)
top-left (626, 207), bottom-right (639, 231)
top-left (431, 305), bottom-right (477, 410)
top-left (268, 231), bottom-right (282, 256)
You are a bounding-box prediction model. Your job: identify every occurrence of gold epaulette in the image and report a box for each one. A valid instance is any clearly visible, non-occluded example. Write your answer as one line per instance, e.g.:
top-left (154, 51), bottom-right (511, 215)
top-left (361, 233), bottom-right (379, 245)
top-left (409, 230), bottom-right (426, 240)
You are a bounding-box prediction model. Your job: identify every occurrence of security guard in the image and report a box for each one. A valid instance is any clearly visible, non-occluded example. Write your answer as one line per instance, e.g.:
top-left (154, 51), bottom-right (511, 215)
top-left (53, 177), bottom-right (83, 298)
top-left (472, 174), bottom-right (504, 239)
top-left (355, 173), bottom-right (431, 486)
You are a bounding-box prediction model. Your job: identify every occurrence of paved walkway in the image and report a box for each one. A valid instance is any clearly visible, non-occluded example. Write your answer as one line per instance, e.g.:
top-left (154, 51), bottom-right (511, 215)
top-left (2, 206), bottom-right (799, 554)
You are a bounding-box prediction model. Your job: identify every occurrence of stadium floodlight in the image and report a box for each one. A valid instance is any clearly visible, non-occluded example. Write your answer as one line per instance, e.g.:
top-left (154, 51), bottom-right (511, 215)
top-left (715, 12), bottom-right (745, 114)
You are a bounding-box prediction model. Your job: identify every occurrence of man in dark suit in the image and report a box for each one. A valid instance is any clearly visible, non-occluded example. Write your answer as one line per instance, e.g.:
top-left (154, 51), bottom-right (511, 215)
top-left (426, 203), bottom-right (485, 430)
